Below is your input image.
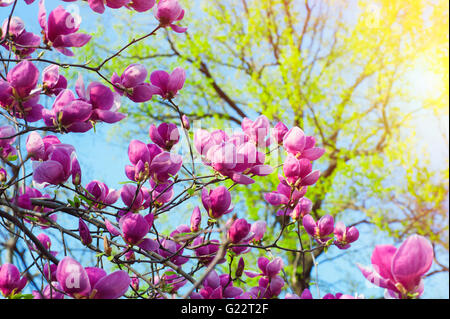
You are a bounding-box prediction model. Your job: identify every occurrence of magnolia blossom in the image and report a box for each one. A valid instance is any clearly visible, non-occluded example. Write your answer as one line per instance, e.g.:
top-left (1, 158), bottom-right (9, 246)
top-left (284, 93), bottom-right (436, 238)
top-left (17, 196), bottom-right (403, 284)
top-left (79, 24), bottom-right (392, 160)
top-left (191, 270), bottom-right (243, 299)
top-left (38, 0), bottom-right (92, 56)
top-left (194, 125), bottom-right (273, 185)
top-left (201, 186), bottom-right (233, 219)
top-left (87, 0), bottom-right (131, 14)
top-left (149, 122), bottom-right (180, 151)
top-left (55, 257), bottom-right (130, 299)
top-left (245, 257), bottom-right (285, 298)
top-left (32, 143), bottom-right (81, 186)
top-left (0, 263), bottom-right (27, 297)
top-left (42, 65), bottom-right (67, 96)
top-left (333, 221), bottom-right (359, 249)
top-left (154, 0), bottom-right (187, 33)
top-left (0, 125), bottom-right (17, 159)
top-left (150, 67), bottom-right (186, 99)
top-left (0, 61), bottom-right (43, 122)
top-left (302, 214), bottom-right (334, 244)
top-left (84, 180), bottom-right (120, 208)
top-left (111, 64), bottom-right (158, 103)
top-left (75, 74), bottom-right (126, 125)
top-left (1, 16), bottom-right (40, 57)
top-left (14, 186), bottom-right (57, 228)
top-left (192, 237), bottom-right (226, 266)
top-left (357, 235), bottom-right (434, 299)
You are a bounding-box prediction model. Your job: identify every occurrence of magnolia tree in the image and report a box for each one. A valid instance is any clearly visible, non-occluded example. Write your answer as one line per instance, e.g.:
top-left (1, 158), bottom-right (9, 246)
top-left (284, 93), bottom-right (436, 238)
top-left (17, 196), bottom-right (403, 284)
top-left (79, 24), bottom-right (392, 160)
top-left (0, 0), bottom-right (435, 300)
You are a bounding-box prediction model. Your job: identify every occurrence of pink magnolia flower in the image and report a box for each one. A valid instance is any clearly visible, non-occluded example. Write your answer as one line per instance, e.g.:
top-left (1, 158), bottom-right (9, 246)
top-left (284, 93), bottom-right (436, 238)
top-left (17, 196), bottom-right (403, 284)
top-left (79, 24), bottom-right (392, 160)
top-left (149, 179), bottom-right (174, 206)
top-left (302, 214), bottom-right (334, 244)
top-left (190, 270), bottom-right (243, 299)
top-left (282, 154), bottom-right (320, 188)
top-left (1, 16), bottom-right (41, 57)
top-left (357, 235), bottom-right (434, 299)
top-left (201, 186), bottom-right (233, 219)
top-left (272, 121), bottom-right (289, 145)
top-left (38, 0), bottom-right (92, 56)
top-left (150, 67), bottom-right (186, 99)
top-left (26, 132), bottom-right (61, 161)
top-left (125, 140), bottom-right (162, 182)
top-left (32, 143), bottom-right (80, 186)
top-left (75, 74), bottom-right (126, 125)
top-left (87, 0), bottom-right (131, 14)
top-left (32, 282), bottom-right (64, 299)
top-left (241, 115), bottom-right (271, 147)
top-left (149, 122), bottom-right (180, 151)
top-left (120, 184), bottom-right (151, 211)
top-left (228, 218), bottom-right (253, 244)
top-left (333, 221), bottom-right (359, 249)
top-left (195, 127), bottom-right (273, 185)
top-left (154, 270), bottom-right (187, 293)
top-left (154, 0), bottom-right (187, 33)
top-left (192, 237), bottom-right (226, 266)
top-left (0, 61), bottom-right (43, 122)
top-left (250, 221), bottom-right (266, 242)
top-left (84, 180), bottom-right (120, 208)
top-left (42, 65), bottom-right (67, 96)
top-left (158, 238), bottom-right (189, 266)
top-left (245, 257), bottom-right (285, 298)
top-left (111, 64), bottom-right (158, 103)
top-left (0, 263), bottom-right (28, 297)
top-left (29, 233), bottom-right (58, 256)
top-left (13, 186), bottom-right (57, 228)
top-left (79, 218), bottom-right (92, 246)
top-left (127, 0), bottom-right (155, 12)
top-left (42, 89), bottom-right (93, 133)
top-left (56, 256), bottom-right (131, 299)
top-left (0, 125), bottom-right (17, 159)
top-left (190, 206), bottom-right (202, 232)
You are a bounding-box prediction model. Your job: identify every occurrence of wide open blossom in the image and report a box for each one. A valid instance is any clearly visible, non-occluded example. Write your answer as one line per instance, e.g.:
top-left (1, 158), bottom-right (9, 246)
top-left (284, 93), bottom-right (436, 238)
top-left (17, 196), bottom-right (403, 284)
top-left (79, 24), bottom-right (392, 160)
top-left (1, 16), bottom-right (41, 57)
top-left (0, 61), bottom-right (43, 122)
top-left (42, 89), bottom-right (93, 133)
top-left (38, 0), bottom-right (92, 56)
top-left (194, 126), bottom-right (273, 185)
top-left (75, 74), bottom-right (126, 125)
top-left (56, 256), bottom-right (131, 299)
top-left (357, 235), bottom-right (433, 299)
